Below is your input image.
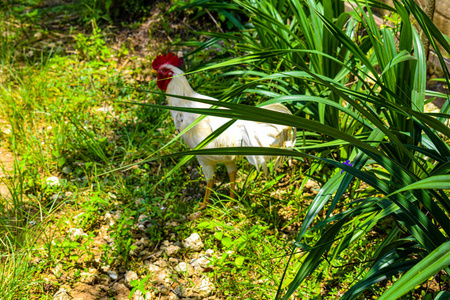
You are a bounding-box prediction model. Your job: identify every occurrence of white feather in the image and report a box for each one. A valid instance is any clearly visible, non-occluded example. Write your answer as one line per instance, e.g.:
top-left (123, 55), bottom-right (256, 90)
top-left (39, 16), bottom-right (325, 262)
top-left (163, 64), bottom-right (296, 179)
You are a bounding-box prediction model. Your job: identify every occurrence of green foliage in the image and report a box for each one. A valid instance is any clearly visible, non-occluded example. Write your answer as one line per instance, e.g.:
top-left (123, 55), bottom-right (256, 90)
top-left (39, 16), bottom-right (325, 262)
top-left (169, 0), bottom-right (450, 298)
top-left (74, 27), bottom-right (112, 62)
top-left (108, 208), bottom-right (137, 266)
top-left (77, 0), bottom-right (151, 24)
top-left (1, 0), bottom-right (450, 298)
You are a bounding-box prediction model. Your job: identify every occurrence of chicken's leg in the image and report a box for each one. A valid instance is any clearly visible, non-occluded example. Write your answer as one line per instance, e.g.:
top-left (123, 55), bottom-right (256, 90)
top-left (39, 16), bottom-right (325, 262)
top-left (229, 171), bottom-right (237, 199)
top-left (199, 178), bottom-right (215, 210)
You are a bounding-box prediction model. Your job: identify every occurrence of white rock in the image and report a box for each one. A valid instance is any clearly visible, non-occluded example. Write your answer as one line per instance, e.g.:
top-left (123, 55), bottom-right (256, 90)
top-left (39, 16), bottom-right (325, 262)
top-left (147, 263), bottom-right (161, 273)
top-left (67, 228), bottom-right (86, 240)
top-left (140, 237), bottom-right (150, 248)
top-left (34, 31), bottom-right (43, 40)
top-left (169, 257), bottom-right (179, 265)
top-left (46, 176), bottom-right (60, 186)
top-left (168, 292), bottom-right (180, 300)
top-left (132, 290), bottom-right (153, 300)
top-left (424, 103), bottom-right (440, 113)
top-left (154, 259), bottom-right (168, 268)
top-left (154, 270), bottom-right (170, 284)
top-left (138, 214), bottom-right (149, 223)
top-left (205, 249), bottom-right (214, 257)
top-left (191, 256), bottom-right (210, 269)
top-left (53, 288), bottom-right (71, 300)
top-left (124, 270), bottom-right (138, 289)
top-left (80, 268), bottom-right (99, 284)
top-left (104, 212), bottom-right (117, 226)
top-left (107, 270), bottom-right (118, 280)
top-left (194, 277), bottom-right (214, 297)
top-left (165, 245), bottom-right (181, 257)
top-left (183, 233), bottom-right (204, 251)
top-left (96, 106), bottom-right (114, 113)
top-left (101, 265), bottom-right (111, 272)
top-left (304, 179), bottom-right (318, 190)
top-left (174, 262), bottom-right (195, 277)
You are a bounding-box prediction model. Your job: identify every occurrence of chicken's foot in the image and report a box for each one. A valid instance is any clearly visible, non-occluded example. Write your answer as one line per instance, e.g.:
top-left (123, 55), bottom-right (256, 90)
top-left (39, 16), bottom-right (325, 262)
top-left (199, 178), bottom-right (215, 210)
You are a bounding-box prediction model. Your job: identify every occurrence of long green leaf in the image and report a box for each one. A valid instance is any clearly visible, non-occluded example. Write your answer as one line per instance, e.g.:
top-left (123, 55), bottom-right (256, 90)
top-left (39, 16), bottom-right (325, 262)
top-left (379, 241), bottom-right (450, 300)
top-left (388, 175), bottom-right (450, 196)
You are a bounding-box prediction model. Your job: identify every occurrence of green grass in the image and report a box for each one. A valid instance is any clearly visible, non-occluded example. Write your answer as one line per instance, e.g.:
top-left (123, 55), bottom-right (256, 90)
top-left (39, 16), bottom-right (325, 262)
top-left (0, 47), bottom-right (376, 298)
top-left (1, 1), bottom-right (449, 299)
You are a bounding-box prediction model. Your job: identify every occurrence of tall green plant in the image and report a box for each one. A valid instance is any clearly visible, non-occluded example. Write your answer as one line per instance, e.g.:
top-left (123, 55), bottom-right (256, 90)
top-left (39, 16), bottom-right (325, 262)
top-left (161, 0), bottom-right (450, 298)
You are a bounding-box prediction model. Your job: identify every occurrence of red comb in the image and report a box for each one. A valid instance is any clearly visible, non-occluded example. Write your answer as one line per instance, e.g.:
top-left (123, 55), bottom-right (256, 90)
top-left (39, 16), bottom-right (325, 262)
top-left (152, 52), bottom-right (184, 69)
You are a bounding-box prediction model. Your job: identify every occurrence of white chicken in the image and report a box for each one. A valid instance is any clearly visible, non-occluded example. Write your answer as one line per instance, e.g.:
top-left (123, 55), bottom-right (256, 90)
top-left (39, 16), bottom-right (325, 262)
top-left (152, 53), bottom-right (296, 209)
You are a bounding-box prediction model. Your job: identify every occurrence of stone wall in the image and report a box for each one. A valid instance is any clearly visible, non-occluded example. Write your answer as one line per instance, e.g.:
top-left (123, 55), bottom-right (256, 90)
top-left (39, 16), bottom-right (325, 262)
top-left (377, 0), bottom-right (450, 38)
top-left (416, 0), bottom-right (450, 38)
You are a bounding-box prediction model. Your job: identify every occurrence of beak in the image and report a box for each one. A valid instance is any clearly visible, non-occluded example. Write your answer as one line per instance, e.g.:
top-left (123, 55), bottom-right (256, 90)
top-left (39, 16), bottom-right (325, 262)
top-left (151, 69), bottom-right (158, 76)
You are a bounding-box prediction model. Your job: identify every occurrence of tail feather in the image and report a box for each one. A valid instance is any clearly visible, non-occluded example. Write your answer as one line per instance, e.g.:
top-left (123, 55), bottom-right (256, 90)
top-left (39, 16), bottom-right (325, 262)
top-left (240, 103), bottom-right (296, 176)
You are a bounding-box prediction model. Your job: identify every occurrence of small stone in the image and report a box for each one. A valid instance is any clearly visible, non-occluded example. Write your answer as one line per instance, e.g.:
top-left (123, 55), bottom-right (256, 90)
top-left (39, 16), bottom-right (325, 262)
top-left (154, 270), bottom-right (170, 284)
top-left (101, 265), bottom-right (110, 272)
top-left (174, 262), bottom-right (195, 277)
top-left (104, 212), bottom-right (117, 226)
top-left (183, 233), bottom-right (204, 252)
top-left (139, 250), bottom-right (149, 257)
top-left (154, 259), bottom-right (168, 268)
top-left (156, 284), bottom-right (170, 295)
top-left (193, 277), bottom-right (214, 297)
top-left (174, 285), bottom-right (188, 298)
top-left (304, 179), bottom-right (319, 191)
top-left (147, 263), bottom-right (161, 273)
top-left (133, 240), bottom-right (144, 252)
top-left (53, 288), bottom-right (71, 300)
top-left (80, 268), bottom-right (99, 284)
top-left (138, 214), bottom-right (149, 223)
top-left (191, 256), bottom-right (210, 269)
top-left (96, 106), bottom-right (114, 113)
top-left (111, 283), bottom-right (131, 300)
top-left (131, 290), bottom-right (144, 300)
top-left (67, 228), bottom-right (86, 240)
top-left (133, 290), bottom-right (154, 300)
top-left (165, 245), bottom-right (181, 257)
top-left (186, 293), bottom-right (200, 300)
top-left (205, 249), bottom-right (214, 256)
top-left (46, 176), bottom-right (60, 186)
top-left (168, 292), bottom-right (180, 300)
top-left (34, 31), bottom-right (43, 40)
top-left (169, 257), bottom-right (179, 265)
top-left (141, 237), bottom-right (151, 248)
top-left (107, 270), bottom-right (118, 280)
top-left (124, 270), bottom-right (138, 289)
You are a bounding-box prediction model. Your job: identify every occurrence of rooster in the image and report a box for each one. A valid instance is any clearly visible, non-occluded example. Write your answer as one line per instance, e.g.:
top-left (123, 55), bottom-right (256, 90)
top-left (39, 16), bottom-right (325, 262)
top-left (152, 53), bottom-right (296, 209)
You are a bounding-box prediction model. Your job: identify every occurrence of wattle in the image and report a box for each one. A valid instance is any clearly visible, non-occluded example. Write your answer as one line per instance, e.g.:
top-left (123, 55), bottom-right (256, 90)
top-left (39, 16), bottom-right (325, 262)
top-left (157, 76), bottom-right (171, 91)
